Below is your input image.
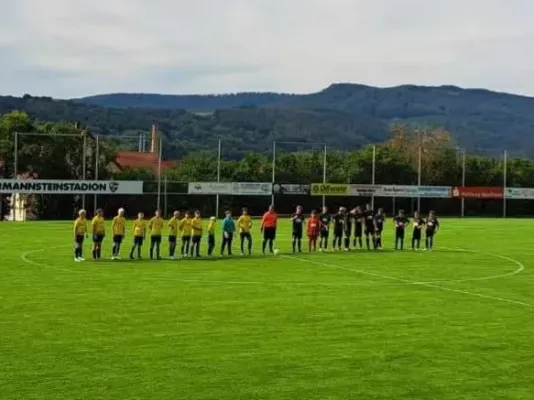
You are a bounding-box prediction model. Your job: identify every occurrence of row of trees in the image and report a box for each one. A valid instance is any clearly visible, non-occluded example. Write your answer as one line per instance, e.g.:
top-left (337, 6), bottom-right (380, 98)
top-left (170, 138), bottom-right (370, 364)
top-left (1, 111), bottom-right (533, 219)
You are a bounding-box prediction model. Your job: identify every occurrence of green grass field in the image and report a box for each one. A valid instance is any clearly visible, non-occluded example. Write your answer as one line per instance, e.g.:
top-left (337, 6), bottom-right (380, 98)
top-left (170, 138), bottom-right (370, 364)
top-left (2, 219), bottom-right (534, 400)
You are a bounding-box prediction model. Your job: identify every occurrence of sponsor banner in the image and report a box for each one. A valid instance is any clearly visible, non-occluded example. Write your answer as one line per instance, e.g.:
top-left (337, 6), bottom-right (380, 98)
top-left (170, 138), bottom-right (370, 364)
top-left (231, 182), bottom-right (272, 196)
top-left (348, 184), bottom-right (382, 196)
top-left (505, 187), bottom-right (534, 199)
top-left (272, 183), bottom-right (310, 195)
top-left (188, 182), bottom-right (232, 195)
top-left (417, 186), bottom-right (451, 198)
top-left (311, 183), bottom-right (349, 196)
top-left (380, 185), bottom-right (419, 197)
top-left (0, 179), bottom-right (143, 194)
top-left (452, 186), bottom-right (504, 199)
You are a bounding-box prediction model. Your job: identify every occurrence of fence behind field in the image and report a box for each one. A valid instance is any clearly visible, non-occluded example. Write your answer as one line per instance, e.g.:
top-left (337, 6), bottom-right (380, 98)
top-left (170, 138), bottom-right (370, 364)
top-left (3, 133), bottom-right (534, 220)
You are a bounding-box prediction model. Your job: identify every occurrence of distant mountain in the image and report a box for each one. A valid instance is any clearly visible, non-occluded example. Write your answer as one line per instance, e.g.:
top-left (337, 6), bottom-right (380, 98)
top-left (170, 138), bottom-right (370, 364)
top-left (2, 83), bottom-right (534, 158)
top-left (77, 84), bottom-right (534, 155)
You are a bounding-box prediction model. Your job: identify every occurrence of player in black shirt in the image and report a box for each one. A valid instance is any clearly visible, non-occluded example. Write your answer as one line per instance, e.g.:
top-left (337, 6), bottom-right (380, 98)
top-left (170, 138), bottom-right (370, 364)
top-left (319, 206), bottom-right (331, 251)
top-left (352, 207), bottom-right (364, 249)
top-left (374, 208), bottom-right (385, 250)
top-left (411, 211), bottom-right (425, 251)
top-left (343, 208), bottom-right (353, 250)
top-left (425, 211), bottom-right (440, 250)
top-left (363, 204), bottom-right (376, 250)
top-left (332, 207), bottom-right (345, 251)
top-left (393, 210), bottom-right (409, 250)
top-left (291, 205), bottom-right (304, 253)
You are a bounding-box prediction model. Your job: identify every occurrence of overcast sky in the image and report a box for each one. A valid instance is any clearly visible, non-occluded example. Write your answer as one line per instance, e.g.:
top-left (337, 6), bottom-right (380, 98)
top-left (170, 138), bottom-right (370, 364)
top-left (1, 0), bottom-right (533, 98)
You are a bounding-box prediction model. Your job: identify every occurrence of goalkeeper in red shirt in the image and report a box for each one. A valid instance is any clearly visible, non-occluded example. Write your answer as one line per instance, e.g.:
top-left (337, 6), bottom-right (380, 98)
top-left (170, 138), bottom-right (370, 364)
top-left (307, 210), bottom-right (320, 252)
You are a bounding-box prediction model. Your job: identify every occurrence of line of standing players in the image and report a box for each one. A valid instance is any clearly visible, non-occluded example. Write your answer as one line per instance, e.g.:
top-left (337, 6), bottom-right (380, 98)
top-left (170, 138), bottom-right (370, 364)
top-left (290, 204), bottom-right (440, 252)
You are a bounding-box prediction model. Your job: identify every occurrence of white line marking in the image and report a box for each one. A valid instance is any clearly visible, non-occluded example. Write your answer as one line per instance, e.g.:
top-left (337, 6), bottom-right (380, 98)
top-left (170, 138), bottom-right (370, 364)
top-left (282, 255), bottom-right (534, 309)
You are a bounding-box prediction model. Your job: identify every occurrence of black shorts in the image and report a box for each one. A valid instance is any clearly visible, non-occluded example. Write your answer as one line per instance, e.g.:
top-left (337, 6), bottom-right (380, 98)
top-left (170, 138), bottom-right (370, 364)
top-left (113, 235), bottom-right (123, 244)
top-left (263, 227), bottom-right (276, 240)
top-left (151, 235), bottom-right (162, 244)
top-left (413, 230), bottom-right (422, 240)
top-left (354, 226), bottom-right (362, 238)
top-left (93, 234), bottom-right (105, 243)
top-left (395, 229), bottom-right (405, 239)
top-left (334, 230), bottom-right (343, 237)
top-left (365, 225), bottom-right (375, 235)
top-left (168, 235), bottom-right (177, 243)
top-left (426, 230), bottom-right (435, 237)
top-left (75, 235), bottom-right (84, 244)
top-left (344, 230), bottom-right (351, 238)
top-left (134, 236), bottom-right (144, 246)
top-left (292, 230), bottom-right (303, 239)
top-left (182, 235), bottom-right (191, 243)
top-left (192, 235), bottom-right (201, 244)
top-left (375, 228), bottom-right (383, 237)
top-left (320, 229), bottom-right (329, 238)
top-left (240, 232), bottom-right (252, 240)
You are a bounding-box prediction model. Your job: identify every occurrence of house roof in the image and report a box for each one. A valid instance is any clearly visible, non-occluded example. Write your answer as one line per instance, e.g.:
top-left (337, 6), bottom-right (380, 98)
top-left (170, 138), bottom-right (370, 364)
top-left (114, 151), bottom-right (176, 172)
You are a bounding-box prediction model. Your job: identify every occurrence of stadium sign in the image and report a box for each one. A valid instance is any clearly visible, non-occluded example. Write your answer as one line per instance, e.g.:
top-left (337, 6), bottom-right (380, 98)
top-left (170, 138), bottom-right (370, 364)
top-left (452, 186), bottom-right (504, 199)
top-left (348, 184), bottom-right (382, 196)
top-left (188, 182), bottom-right (232, 195)
top-left (504, 187), bottom-right (534, 199)
top-left (0, 180), bottom-right (143, 194)
top-left (272, 183), bottom-right (310, 195)
top-left (380, 185), bottom-right (419, 197)
top-left (231, 182), bottom-right (272, 196)
top-left (416, 186), bottom-right (451, 198)
top-left (311, 183), bottom-right (348, 196)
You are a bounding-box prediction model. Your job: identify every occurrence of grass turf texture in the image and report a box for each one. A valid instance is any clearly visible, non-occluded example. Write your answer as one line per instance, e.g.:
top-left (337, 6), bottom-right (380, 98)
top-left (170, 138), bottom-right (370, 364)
top-left (1, 219), bottom-right (534, 400)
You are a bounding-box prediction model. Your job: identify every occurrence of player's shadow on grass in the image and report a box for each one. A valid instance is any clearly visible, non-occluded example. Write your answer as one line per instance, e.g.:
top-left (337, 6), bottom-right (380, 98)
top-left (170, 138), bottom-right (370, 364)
top-left (100, 248), bottom-right (458, 265)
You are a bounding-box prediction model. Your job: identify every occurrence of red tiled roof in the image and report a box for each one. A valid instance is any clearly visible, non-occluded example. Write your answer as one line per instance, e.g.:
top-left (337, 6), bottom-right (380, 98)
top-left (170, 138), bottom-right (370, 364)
top-left (114, 151), bottom-right (176, 172)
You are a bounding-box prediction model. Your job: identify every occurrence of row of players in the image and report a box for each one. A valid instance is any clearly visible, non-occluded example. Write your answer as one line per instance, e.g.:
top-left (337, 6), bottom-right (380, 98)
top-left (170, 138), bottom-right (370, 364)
top-left (72, 205), bottom-right (439, 261)
top-left (311, 205), bottom-right (440, 252)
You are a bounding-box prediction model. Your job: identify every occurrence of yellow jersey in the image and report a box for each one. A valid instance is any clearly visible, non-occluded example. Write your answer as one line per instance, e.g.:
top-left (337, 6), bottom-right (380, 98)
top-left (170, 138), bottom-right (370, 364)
top-left (112, 216), bottom-right (126, 236)
top-left (208, 220), bottom-right (216, 235)
top-left (191, 217), bottom-right (203, 237)
top-left (91, 216), bottom-right (105, 235)
top-left (237, 215), bottom-right (252, 233)
top-left (133, 219), bottom-right (146, 237)
top-left (149, 216), bottom-right (164, 236)
top-left (168, 217), bottom-right (180, 237)
top-left (74, 217), bottom-right (87, 236)
top-left (180, 218), bottom-right (193, 237)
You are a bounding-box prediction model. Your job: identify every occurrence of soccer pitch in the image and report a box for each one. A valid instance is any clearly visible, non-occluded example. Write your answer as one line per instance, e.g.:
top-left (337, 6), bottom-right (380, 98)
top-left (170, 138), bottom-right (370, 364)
top-left (2, 219), bottom-right (534, 400)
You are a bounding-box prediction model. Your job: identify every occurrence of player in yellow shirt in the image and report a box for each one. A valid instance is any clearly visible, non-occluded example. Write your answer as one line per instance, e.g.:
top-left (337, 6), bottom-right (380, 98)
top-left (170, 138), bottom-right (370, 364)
top-left (237, 207), bottom-right (253, 255)
top-left (91, 208), bottom-right (105, 260)
top-left (73, 209), bottom-right (88, 262)
top-left (129, 212), bottom-right (146, 260)
top-left (168, 210), bottom-right (181, 259)
top-left (207, 216), bottom-right (216, 256)
top-left (190, 210), bottom-right (203, 257)
top-left (149, 209), bottom-right (164, 260)
top-left (111, 207), bottom-right (126, 260)
top-left (179, 212), bottom-right (193, 258)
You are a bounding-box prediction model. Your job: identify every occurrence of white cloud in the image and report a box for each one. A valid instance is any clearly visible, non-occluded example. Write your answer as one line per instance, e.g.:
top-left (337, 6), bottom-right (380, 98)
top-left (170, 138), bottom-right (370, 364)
top-left (1, 0), bottom-right (533, 97)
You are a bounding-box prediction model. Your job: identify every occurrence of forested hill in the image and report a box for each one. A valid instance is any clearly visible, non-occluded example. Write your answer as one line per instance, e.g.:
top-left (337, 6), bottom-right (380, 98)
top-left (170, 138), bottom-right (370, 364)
top-left (78, 83), bottom-right (534, 156)
top-left (1, 83), bottom-right (534, 157)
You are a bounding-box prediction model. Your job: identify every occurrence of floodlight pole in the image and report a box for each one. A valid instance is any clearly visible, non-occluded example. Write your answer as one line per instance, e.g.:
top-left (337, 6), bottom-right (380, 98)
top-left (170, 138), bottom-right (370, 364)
top-left (371, 145), bottom-right (376, 209)
top-left (156, 135), bottom-right (163, 212)
top-left (322, 144), bottom-right (327, 208)
top-left (94, 134), bottom-right (100, 211)
top-left (215, 139), bottom-right (222, 218)
top-left (503, 150), bottom-right (507, 218)
top-left (271, 141), bottom-right (276, 207)
top-left (82, 132), bottom-right (87, 210)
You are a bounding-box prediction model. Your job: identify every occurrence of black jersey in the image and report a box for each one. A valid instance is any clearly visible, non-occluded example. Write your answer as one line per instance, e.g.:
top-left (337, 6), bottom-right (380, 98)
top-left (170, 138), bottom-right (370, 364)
top-left (343, 213), bottom-right (353, 234)
top-left (292, 213), bottom-right (304, 233)
top-left (333, 214), bottom-right (345, 233)
top-left (426, 217), bottom-right (439, 234)
top-left (412, 218), bottom-right (425, 231)
top-left (374, 214), bottom-right (385, 232)
top-left (363, 209), bottom-right (375, 227)
top-left (319, 214), bottom-right (331, 231)
top-left (353, 212), bottom-right (363, 234)
top-left (394, 215), bottom-right (409, 230)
